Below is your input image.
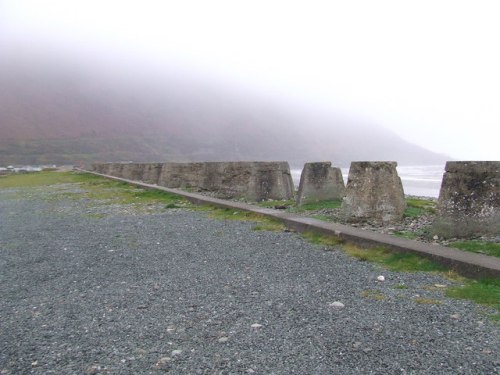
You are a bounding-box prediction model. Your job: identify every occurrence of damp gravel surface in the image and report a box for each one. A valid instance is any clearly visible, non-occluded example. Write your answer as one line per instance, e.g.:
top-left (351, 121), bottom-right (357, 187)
top-left (1, 185), bottom-right (499, 375)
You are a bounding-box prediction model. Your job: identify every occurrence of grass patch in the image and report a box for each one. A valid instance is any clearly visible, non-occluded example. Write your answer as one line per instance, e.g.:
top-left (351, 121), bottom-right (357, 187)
top-left (404, 197), bottom-right (436, 218)
top-left (252, 221), bottom-right (286, 232)
top-left (449, 240), bottom-right (500, 258)
top-left (0, 171), bottom-right (190, 209)
top-left (295, 199), bottom-right (342, 211)
top-left (446, 278), bottom-right (500, 311)
top-left (205, 207), bottom-right (285, 232)
top-left (395, 284), bottom-right (409, 289)
top-left (257, 199), bottom-right (342, 216)
top-left (360, 290), bottom-right (386, 300)
top-left (300, 232), bottom-right (446, 273)
top-left (342, 244), bottom-right (446, 272)
top-left (300, 231), bottom-right (343, 248)
top-left (0, 170), bottom-right (92, 188)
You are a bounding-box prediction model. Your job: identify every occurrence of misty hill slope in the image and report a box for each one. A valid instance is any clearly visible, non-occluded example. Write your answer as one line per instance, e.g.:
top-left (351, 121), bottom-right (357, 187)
top-left (0, 59), bottom-right (448, 167)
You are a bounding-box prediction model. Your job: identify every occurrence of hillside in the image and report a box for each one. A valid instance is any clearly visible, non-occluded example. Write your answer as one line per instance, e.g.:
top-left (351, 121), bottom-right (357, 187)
top-left (0, 58), bottom-right (448, 168)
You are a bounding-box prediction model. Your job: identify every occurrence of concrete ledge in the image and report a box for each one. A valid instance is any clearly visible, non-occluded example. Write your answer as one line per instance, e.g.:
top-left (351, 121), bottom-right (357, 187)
top-left (79, 169), bottom-right (500, 279)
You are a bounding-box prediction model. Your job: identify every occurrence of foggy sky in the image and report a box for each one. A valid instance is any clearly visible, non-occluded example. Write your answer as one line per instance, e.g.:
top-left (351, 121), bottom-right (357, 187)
top-left (1, 0), bottom-right (499, 160)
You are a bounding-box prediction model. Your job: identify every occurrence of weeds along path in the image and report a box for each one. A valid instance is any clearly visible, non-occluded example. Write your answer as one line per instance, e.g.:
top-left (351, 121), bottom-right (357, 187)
top-left (0, 172), bottom-right (498, 374)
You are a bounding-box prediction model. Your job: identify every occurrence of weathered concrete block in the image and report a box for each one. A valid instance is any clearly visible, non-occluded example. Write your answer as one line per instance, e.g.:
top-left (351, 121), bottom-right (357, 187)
top-left (89, 163), bottom-right (104, 173)
top-left (90, 162), bottom-right (161, 184)
top-left (341, 161), bottom-right (406, 223)
top-left (107, 163), bottom-right (127, 178)
top-left (244, 162), bottom-right (295, 201)
top-left (141, 163), bottom-right (163, 184)
top-left (296, 162), bottom-right (345, 206)
top-left (158, 161), bottom-right (294, 201)
top-left (120, 163), bottom-right (147, 181)
top-left (433, 161), bottom-right (500, 238)
top-left (91, 163), bottom-right (121, 176)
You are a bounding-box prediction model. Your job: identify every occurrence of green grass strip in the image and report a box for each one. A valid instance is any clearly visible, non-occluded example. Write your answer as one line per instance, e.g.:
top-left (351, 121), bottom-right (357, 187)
top-left (449, 240), bottom-right (500, 258)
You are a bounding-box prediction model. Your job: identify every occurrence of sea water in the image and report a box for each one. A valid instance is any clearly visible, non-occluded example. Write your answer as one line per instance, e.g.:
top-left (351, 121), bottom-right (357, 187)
top-left (291, 165), bottom-right (445, 198)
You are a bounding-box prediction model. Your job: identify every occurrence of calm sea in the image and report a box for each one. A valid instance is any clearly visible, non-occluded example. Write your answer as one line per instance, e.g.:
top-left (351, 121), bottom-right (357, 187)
top-left (291, 164), bottom-right (445, 198)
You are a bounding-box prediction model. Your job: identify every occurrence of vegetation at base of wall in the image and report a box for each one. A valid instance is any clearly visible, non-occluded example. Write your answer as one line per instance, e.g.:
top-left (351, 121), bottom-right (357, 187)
top-left (257, 199), bottom-right (294, 209)
top-left (404, 197), bottom-right (437, 217)
top-left (294, 199), bottom-right (343, 211)
top-left (448, 240), bottom-right (500, 258)
top-left (299, 230), bottom-right (499, 318)
top-left (257, 199), bottom-right (342, 212)
top-left (446, 278), bottom-right (500, 314)
top-left (342, 244), bottom-right (447, 273)
top-left (300, 231), bottom-right (446, 273)
top-left (300, 231), bottom-right (344, 247)
top-left (204, 207), bottom-right (286, 232)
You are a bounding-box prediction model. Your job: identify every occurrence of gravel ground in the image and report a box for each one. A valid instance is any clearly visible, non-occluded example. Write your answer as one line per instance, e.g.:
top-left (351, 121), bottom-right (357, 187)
top-left (0, 184), bottom-right (499, 375)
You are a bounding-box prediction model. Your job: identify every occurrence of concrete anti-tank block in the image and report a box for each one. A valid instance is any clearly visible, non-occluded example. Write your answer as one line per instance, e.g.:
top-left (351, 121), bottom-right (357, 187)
top-left (433, 161), bottom-right (499, 238)
top-left (296, 162), bottom-right (345, 206)
top-left (158, 161), bottom-right (294, 201)
top-left (341, 161), bottom-right (406, 224)
top-left (142, 163), bottom-right (163, 184)
top-left (120, 163), bottom-right (147, 181)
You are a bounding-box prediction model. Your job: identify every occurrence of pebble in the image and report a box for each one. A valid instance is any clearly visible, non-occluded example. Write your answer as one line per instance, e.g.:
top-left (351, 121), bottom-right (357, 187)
top-left (171, 350), bottom-right (183, 356)
top-left (251, 323), bottom-right (263, 329)
top-left (218, 337), bottom-right (229, 343)
top-left (377, 275), bottom-right (385, 282)
top-left (329, 301), bottom-right (345, 309)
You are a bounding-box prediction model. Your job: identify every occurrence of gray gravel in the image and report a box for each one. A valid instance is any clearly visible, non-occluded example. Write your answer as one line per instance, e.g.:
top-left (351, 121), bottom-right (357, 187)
top-left (1, 184), bottom-right (499, 374)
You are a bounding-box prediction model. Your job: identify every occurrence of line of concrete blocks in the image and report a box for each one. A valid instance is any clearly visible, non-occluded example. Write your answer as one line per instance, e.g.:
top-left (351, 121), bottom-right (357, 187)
top-left (89, 160), bottom-right (499, 238)
top-left (296, 161), bottom-right (499, 238)
top-left (90, 161), bottom-right (295, 202)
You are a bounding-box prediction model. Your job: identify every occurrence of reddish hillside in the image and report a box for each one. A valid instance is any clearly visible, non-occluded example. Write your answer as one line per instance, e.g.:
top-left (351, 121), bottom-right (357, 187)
top-left (0, 58), bottom-right (448, 167)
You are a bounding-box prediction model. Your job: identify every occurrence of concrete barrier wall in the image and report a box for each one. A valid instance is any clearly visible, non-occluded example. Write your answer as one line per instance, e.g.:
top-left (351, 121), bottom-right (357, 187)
top-left (90, 162), bottom-right (163, 184)
top-left (296, 162), bottom-right (345, 206)
top-left (157, 161), bottom-right (294, 201)
top-left (142, 163), bottom-right (163, 184)
top-left (341, 161), bottom-right (406, 224)
top-left (91, 161), bottom-right (294, 201)
top-left (434, 161), bottom-right (500, 238)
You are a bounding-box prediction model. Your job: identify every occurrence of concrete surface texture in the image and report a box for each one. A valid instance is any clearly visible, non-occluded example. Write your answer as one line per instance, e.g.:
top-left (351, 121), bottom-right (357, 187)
top-left (434, 161), bottom-right (500, 238)
top-left (296, 162), bottom-right (345, 206)
top-left (141, 163), bottom-right (163, 184)
top-left (341, 161), bottom-right (406, 224)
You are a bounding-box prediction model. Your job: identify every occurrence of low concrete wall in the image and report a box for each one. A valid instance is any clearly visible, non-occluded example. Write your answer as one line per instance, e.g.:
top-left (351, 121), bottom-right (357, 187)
top-left (157, 161), bottom-right (294, 201)
top-left (434, 161), bottom-right (500, 238)
top-left (90, 162), bottom-right (163, 184)
top-left (296, 162), bottom-right (345, 206)
top-left (341, 161), bottom-right (406, 224)
top-left (91, 161), bottom-right (295, 201)
top-left (142, 163), bottom-right (163, 184)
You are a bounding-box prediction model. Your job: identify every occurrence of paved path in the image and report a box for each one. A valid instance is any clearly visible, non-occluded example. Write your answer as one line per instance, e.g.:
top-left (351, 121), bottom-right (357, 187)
top-left (0, 183), bottom-right (498, 374)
